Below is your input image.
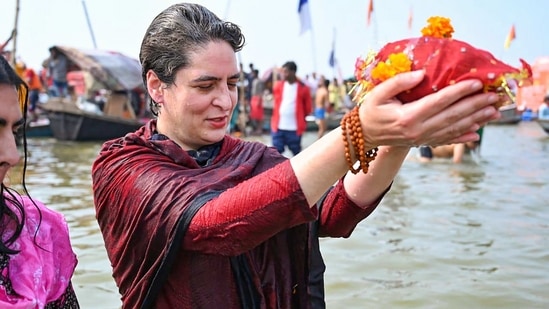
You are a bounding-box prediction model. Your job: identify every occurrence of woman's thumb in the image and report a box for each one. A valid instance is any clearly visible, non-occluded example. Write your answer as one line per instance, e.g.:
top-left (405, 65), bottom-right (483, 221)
top-left (367, 70), bottom-right (425, 104)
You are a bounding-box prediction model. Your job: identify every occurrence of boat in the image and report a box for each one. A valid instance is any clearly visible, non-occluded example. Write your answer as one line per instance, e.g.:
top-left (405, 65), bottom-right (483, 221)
top-left (43, 97), bottom-right (145, 141)
top-left (16, 117), bottom-right (53, 146)
top-left (41, 45), bottom-right (148, 141)
top-left (536, 118), bottom-right (549, 134)
top-left (488, 103), bottom-right (522, 125)
top-left (26, 117), bottom-right (52, 138)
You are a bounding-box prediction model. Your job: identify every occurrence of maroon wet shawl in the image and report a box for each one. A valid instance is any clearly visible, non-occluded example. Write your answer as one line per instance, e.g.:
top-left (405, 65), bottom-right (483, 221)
top-left (92, 120), bottom-right (384, 308)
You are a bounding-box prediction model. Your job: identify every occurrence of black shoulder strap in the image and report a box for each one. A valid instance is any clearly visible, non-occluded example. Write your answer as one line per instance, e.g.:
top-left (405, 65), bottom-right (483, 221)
top-left (309, 189), bottom-right (330, 309)
top-left (140, 191), bottom-right (221, 309)
top-left (230, 254), bottom-right (261, 309)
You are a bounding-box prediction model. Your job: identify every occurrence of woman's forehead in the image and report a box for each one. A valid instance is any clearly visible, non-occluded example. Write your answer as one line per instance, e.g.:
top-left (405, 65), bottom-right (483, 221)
top-left (182, 44), bottom-right (238, 75)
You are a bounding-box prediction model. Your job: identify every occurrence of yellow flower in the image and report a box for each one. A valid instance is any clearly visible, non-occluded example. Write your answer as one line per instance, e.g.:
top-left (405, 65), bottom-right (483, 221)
top-left (421, 16), bottom-right (454, 38)
top-left (352, 52), bottom-right (412, 105)
top-left (371, 52), bottom-right (412, 82)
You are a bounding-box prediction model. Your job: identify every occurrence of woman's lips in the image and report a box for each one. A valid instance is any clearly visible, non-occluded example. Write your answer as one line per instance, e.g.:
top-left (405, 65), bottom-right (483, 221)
top-left (208, 116), bottom-right (228, 129)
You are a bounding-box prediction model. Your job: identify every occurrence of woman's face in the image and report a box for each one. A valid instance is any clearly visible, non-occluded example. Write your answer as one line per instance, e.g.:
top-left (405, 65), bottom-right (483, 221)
top-left (0, 84), bottom-right (23, 183)
top-left (150, 41), bottom-right (239, 150)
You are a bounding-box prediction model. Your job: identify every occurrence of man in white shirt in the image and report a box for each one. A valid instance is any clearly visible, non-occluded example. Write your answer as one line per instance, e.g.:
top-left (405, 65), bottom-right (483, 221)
top-left (270, 61), bottom-right (312, 155)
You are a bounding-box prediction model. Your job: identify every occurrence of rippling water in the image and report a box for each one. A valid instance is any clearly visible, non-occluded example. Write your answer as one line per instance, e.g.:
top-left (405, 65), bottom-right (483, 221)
top-left (13, 121), bottom-right (549, 308)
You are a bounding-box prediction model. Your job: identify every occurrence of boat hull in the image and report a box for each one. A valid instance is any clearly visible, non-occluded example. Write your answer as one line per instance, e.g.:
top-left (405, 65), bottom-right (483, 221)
top-left (46, 109), bottom-right (143, 141)
top-left (26, 118), bottom-right (53, 138)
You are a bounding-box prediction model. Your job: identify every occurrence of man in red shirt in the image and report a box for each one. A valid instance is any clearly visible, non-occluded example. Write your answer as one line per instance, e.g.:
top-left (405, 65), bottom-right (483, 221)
top-left (22, 63), bottom-right (43, 120)
top-left (270, 61), bottom-right (312, 155)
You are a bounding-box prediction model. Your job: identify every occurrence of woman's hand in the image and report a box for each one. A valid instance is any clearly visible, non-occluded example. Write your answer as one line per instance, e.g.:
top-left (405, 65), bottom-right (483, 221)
top-left (358, 70), bottom-right (501, 148)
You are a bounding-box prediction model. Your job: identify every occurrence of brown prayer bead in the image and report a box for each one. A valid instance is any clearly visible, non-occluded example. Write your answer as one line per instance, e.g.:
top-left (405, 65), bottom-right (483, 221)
top-left (340, 106), bottom-right (379, 174)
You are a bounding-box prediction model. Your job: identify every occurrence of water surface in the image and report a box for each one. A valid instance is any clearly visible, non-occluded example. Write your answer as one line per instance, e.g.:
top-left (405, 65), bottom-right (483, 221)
top-left (16, 121), bottom-right (549, 308)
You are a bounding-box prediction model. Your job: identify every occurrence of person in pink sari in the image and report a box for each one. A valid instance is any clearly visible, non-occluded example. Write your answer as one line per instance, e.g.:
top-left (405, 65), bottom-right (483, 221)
top-left (0, 55), bottom-right (79, 308)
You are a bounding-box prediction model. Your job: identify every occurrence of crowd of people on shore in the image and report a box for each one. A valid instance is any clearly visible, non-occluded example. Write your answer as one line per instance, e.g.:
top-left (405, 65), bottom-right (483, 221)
top-left (230, 60), bottom-right (357, 135)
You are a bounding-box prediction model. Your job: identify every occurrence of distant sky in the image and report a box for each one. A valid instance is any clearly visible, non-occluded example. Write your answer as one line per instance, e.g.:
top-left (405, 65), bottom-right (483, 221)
top-left (2, 0), bottom-right (547, 79)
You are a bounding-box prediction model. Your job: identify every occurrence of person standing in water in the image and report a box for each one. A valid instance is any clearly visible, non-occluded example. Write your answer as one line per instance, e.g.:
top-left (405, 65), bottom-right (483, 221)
top-left (91, 3), bottom-right (501, 308)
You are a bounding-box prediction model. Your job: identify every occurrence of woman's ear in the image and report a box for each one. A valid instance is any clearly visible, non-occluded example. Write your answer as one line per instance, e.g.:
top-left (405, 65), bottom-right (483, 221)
top-left (146, 70), bottom-right (164, 104)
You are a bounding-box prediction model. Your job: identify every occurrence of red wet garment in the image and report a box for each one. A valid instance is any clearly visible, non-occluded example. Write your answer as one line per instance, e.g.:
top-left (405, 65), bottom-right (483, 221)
top-left (92, 120), bottom-right (387, 309)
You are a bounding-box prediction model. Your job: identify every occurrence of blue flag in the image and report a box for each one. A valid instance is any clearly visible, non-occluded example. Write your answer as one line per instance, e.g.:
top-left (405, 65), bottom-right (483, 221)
top-left (329, 49), bottom-right (335, 68)
top-left (329, 29), bottom-right (336, 67)
top-left (298, 0), bottom-right (312, 35)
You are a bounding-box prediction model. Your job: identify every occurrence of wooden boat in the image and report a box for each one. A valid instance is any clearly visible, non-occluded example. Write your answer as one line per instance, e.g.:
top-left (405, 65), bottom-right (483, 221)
top-left (536, 118), bottom-right (549, 134)
top-left (43, 97), bottom-right (145, 141)
top-left (41, 45), bottom-right (149, 141)
top-left (488, 103), bottom-right (521, 125)
top-left (16, 117), bottom-right (53, 146)
top-left (26, 117), bottom-right (52, 138)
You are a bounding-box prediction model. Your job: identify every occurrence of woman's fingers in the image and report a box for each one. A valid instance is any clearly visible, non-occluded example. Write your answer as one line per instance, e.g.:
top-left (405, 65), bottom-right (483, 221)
top-left (357, 73), bottom-right (502, 147)
top-left (397, 78), bottom-right (501, 145)
top-left (417, 93), bottom-right (500, 145)
top-left (405, 79), bottom-right (484, 122)
top-left (367, 70), bottom-right (426, 104)
top-left (358, 70), bottom-right (427, 146)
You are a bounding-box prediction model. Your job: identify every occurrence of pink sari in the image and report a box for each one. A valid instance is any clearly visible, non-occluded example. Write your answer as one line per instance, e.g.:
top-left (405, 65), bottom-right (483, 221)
top-left (0, 194), bottom-right (77, 308)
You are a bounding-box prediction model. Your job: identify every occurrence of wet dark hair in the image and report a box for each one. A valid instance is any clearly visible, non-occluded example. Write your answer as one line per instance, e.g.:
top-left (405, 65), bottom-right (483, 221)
top-left (0, 55), bottom-right (39, 255)
top-left (282, 61), bottom-right (297, 73)
top-left (139, 3), bottom-right (245, 116)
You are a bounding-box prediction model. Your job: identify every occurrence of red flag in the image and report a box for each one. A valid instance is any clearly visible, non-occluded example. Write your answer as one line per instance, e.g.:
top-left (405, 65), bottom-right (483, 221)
top-left (407, 7), bottom-right (413, 30)
top-left (504, 24), bottom-right (516, 49)
top-left (367, 0), bottom-right (374, 27)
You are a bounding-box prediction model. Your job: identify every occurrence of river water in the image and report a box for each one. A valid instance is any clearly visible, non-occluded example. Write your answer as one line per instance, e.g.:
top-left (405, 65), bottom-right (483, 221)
top-left (13, 121), bottom-right (549, 308)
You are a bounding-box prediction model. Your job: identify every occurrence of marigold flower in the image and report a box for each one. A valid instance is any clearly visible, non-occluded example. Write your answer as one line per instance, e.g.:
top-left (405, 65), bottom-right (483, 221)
top-left (371, 52), bottom-right (412, 82)
top-left (421, 16), bottom-right (454, 38)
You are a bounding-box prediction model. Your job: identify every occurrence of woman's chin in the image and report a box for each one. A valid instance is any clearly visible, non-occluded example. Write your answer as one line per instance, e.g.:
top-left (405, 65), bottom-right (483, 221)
top-left (206, 130), bottom-right (228, 143)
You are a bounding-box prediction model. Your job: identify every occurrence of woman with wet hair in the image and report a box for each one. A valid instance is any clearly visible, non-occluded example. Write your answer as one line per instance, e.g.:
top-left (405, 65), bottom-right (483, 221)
top-left (93, 3), bottom-right (501, 308)
top-left (0, 56), bottom-right (79, 308)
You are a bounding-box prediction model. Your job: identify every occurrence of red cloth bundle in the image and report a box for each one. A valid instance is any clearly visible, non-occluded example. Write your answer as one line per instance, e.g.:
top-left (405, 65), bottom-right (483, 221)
top-left (353, 17), bottom-right (532, 107)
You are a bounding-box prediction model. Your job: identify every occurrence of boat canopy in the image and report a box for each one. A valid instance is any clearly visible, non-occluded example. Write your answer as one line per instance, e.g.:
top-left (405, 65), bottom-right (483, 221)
top-left (50, 45), bottom-right (144, 92)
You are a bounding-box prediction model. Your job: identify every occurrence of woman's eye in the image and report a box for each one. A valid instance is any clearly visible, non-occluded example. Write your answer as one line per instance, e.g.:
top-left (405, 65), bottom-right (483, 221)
top-left (197, 84), bottom-right (213, 90)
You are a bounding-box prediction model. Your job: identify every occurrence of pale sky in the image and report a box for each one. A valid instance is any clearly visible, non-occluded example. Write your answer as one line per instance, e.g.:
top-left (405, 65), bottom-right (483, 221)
top-left (2, 0), bottom-right (547, 80)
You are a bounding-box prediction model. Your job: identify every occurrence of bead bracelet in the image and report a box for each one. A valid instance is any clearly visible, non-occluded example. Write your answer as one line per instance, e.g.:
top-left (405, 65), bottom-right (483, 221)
top-left (340, 105), bottom-right (379, 174)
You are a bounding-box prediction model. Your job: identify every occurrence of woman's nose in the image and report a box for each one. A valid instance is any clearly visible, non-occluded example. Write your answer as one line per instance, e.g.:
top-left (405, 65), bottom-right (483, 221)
top-left (0, 131), bottom-right (21, 167)
top-left (214, 86), bottom-right (235, 110)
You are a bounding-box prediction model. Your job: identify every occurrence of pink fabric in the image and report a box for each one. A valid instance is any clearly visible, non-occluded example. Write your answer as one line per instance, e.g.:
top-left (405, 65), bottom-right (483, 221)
top-left (0, 194), bottom-right (77, 309)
